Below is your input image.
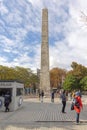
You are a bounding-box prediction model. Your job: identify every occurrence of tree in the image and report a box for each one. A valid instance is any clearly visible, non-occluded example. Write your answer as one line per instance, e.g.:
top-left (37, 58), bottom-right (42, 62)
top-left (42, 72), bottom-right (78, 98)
top-left (50, 67), bottom-right (66, 89)
top-left (64, 62), bottom-right (87, 91)
top-left (80, 76), bottom-right (87, 91)
top-left (63, 74), bottom-right (78, 91)
top-left (15, 66), bottom-right (39, 88)
top-left (0, 65), bottom-right (39, 89)
top-left (0, 65), bottom-right (16, 80)
top-left (70, 62), bottom-right (87, 79)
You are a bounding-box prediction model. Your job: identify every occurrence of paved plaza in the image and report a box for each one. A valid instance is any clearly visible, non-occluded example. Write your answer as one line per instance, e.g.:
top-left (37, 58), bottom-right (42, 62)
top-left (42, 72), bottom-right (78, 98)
top-left (0, 96), bottom-right (87, 130)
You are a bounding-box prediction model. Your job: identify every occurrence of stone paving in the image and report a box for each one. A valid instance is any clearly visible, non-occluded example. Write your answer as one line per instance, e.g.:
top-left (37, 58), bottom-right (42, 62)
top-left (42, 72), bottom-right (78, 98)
top-left (0, 96), bottom-right (87, 130)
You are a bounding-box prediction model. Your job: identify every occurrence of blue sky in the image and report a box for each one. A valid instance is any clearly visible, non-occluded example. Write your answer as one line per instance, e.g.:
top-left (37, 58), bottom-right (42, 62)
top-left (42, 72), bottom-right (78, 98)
top-left (0, 0), bottom-right (87, 72)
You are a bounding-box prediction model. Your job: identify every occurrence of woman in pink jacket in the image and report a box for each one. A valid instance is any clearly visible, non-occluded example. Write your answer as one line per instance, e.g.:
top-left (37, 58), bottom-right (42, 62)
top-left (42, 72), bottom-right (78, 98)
top-left (74, 92), bottom-right (83, 124)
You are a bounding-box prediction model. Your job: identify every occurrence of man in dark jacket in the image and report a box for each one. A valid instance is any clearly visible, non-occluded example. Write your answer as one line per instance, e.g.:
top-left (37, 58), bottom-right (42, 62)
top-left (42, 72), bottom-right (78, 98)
top-left (4, 91), bottom-right (11, 112)
top-left (61, 90), bottom-right (67, 113)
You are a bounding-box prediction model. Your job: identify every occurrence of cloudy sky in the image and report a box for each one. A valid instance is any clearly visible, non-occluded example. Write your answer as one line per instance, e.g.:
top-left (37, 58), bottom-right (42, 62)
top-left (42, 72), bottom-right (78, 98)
top-left (0, 0), bottom-right (87, 72)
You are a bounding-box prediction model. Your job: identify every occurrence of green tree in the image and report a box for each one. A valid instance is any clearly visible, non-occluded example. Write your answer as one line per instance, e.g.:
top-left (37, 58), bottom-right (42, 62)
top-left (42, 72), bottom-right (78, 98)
top-left (15, 66), bottom-right (39, 88)
top-left (80, 76), bottom-right (87, 91)
top-left (70, 62), bottom-right (87, 80)
top-left (66, 62), bottom-right (87, 90)
top-left (0, 65), bottom-right (39, 89)
top-left (63, 74), bottom-right (78, 91)
top-left (0, 65), bottom-right (16, 80)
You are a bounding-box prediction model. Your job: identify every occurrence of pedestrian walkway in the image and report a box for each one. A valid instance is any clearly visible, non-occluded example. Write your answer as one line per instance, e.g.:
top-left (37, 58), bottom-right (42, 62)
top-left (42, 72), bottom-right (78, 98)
top-left (0, 96), bottom-right (87, 130)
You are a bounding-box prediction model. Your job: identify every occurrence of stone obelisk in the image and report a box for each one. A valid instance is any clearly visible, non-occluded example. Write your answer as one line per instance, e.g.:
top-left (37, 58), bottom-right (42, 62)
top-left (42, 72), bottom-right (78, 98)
top-left (40, 8), bottom-right (50, 92)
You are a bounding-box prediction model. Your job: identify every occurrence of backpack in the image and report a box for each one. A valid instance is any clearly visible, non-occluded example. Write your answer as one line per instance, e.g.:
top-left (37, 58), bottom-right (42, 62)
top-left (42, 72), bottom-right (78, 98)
top-left (74, 98), bottom-right (80, 108)
top-left (71, 97), bottom-right (80, 110)
top-left (71, 102), bottom-right (74, 110)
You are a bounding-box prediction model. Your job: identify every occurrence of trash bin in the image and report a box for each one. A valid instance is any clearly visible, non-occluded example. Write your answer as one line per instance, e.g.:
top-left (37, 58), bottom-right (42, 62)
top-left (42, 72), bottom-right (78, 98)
top-left (0, 80), bottom-right (24, 111)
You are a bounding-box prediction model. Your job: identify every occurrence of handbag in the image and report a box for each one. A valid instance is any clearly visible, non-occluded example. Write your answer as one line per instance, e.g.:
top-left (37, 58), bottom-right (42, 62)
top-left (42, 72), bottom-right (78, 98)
top-left (71, 102), bottom-right (74, 110)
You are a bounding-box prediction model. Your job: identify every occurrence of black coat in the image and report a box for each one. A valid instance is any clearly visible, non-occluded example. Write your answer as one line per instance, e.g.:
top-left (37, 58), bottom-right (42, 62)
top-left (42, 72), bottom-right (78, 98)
top-left (4, 94), bottom-right (11, 106)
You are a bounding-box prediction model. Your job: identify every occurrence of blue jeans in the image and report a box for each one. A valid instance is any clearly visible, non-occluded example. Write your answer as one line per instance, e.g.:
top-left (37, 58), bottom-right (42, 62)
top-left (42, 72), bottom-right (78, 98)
top-left (76, 113), bottom-right (80, 123)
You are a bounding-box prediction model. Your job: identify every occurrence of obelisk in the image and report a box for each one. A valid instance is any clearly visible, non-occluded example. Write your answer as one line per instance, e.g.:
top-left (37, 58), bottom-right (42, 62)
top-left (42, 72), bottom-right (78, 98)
top-left (40, 8), bottom-right (50, 92)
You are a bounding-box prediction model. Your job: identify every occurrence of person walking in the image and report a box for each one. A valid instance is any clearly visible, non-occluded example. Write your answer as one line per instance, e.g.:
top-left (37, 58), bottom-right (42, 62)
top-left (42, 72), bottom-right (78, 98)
top-left (40, 90), bottom-right (44, 102)
top-left (51, 90), bottom-right (55, 103)
top-left (74, 92), bottom-right (83, 124)
top-left (38, 89), bottom-right (41, 101)
top-left (4, 91), bottom-right (11, 112)
top-left (61, 90), bottom-right (67, 113)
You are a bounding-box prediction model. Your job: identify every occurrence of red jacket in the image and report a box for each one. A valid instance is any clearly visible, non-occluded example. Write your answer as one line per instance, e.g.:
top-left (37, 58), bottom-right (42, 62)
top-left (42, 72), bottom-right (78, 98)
top-left (74, 96), bottom-right (83, 113)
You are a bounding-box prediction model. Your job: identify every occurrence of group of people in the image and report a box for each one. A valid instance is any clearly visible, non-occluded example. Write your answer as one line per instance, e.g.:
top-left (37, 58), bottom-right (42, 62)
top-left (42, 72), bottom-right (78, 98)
top-left (3, 89), bottom-right (83, 124)
top-left (60, 90), bottom-right (83, 124)
top-left (39, 90), bottom-right (55, 103)
top-left (38, 89), bottom-right (83, 124)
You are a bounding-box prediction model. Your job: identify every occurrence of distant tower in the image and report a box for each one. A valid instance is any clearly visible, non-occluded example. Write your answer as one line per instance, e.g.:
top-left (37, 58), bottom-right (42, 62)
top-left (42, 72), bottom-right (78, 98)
top-left (40, 8), bottom-right (50, 92)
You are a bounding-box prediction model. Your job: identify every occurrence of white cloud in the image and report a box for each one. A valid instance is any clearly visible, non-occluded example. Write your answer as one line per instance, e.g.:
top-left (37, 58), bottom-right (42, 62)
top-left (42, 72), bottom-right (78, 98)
top-left (0, 1), bottom-right (8, 15)
top-left (49, 0), bottom-right (87, 70)
top-left (0, 0), bottom-right (87, 72)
